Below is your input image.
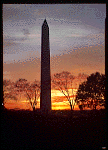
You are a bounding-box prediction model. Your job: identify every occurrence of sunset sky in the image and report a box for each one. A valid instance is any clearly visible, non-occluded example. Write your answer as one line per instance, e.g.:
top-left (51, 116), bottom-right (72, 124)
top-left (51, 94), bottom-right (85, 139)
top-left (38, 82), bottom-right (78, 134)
top-left (3, 4), bottom-right (106, 110)
top-left (3, 4), bottom-right (105, 82)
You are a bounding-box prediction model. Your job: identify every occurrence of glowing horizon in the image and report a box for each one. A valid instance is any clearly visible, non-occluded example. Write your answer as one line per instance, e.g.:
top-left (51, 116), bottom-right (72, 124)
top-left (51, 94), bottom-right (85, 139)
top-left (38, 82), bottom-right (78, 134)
top-left (4, 88), bottom-right (77, 110)
top-left (4, 88), bottom-right (105, 111)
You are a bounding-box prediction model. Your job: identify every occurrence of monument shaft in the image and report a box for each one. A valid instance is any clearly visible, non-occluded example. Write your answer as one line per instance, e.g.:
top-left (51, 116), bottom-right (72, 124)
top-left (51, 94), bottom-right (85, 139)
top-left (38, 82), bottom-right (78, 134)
top-left (40, 19), bottom-right (51, 112)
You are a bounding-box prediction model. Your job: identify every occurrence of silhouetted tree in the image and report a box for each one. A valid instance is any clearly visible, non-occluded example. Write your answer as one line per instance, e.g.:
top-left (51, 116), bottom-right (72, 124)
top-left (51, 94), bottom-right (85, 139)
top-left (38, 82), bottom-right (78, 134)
top-left (75, 72), bottom-right (105, 110)
top-left (3, 79), bottom-right (18, 109)
top-left (25, 80), bottom-right (40, 111)
top-left (15, 78), bottom-right (40, 111)
top-left (52, 71), bottom-right (76, 111)
top-left (15, 78), bottom-right (29, 99)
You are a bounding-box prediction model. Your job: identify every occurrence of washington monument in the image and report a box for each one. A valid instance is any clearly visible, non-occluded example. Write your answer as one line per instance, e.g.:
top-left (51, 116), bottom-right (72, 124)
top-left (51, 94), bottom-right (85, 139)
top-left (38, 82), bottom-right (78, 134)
top-left (40, 19), bottom-right (51, 112)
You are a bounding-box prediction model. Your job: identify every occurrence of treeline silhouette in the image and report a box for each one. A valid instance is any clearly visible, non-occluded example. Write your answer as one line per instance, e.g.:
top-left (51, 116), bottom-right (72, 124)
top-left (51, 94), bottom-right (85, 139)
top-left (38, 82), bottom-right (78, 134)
top-left (75, 72), bottom-right (106, 110)
top-left (3, 71), bottom-right (105, 111)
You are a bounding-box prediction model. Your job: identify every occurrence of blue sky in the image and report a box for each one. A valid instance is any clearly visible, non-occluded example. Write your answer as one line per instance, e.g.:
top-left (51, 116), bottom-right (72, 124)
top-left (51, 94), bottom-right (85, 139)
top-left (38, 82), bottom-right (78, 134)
top-left (3, 4), bottom-right (106, 81)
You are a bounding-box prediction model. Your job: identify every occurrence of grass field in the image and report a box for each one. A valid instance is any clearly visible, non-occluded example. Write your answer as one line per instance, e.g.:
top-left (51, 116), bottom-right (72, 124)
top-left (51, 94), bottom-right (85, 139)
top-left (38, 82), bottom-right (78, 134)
top-left (1, 109), bottom-right (107, 149)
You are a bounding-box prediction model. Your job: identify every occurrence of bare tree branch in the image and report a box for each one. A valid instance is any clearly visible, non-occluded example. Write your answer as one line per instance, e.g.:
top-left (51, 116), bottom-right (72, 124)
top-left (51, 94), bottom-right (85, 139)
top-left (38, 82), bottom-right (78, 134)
top-left (52, 71), bottom-right (75, 111)
top-left (15, 79), bottom-right (40, 111)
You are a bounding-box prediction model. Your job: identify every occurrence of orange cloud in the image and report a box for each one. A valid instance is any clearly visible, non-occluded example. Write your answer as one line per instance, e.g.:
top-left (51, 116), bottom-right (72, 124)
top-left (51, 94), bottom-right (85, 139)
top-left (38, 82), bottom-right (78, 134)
top-left (3, 44), bottom-right (105, 82)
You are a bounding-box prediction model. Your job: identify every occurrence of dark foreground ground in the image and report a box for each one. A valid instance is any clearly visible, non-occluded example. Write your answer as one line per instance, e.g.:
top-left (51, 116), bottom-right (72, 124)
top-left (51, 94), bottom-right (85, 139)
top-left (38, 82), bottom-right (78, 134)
top-left (1, 109), bottom-right (107, 150)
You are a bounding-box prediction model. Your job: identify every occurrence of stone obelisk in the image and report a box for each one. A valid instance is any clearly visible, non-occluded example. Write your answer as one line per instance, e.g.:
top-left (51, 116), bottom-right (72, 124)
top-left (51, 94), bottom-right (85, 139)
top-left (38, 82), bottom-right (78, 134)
top-left (40, 19), bottom-right (51, 112)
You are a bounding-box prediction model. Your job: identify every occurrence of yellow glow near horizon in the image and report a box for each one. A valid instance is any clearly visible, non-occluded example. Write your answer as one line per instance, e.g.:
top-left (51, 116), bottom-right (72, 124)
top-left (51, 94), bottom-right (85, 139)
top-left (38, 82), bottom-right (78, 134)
top-left (4, 89), bottom-right (78, 110)
top-left (4, 88), bottom-right (105, 111)
top-left (51, 89), bottom-right (77, 97)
